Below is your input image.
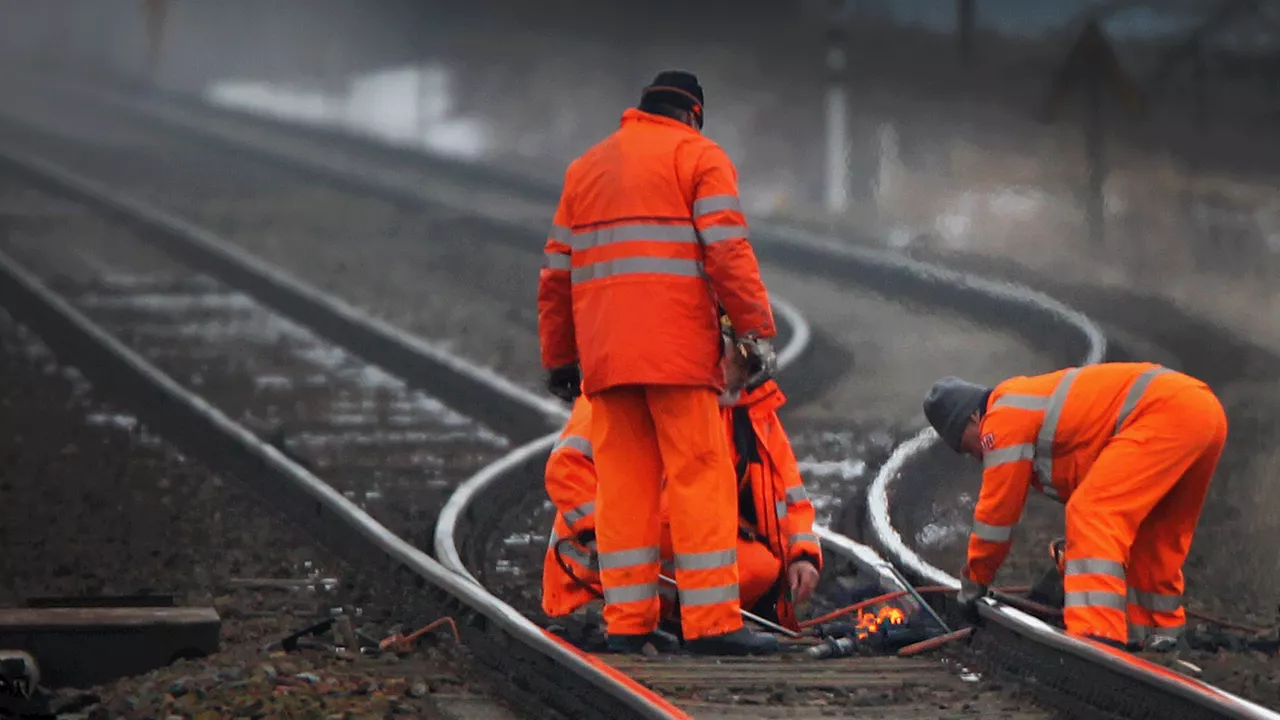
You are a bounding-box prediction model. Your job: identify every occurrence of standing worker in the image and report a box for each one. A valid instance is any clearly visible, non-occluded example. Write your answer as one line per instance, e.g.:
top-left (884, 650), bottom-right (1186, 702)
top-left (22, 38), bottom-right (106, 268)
top-left (921, 363), bottom-right (1227, 651)
top-left (538, 70), bottom-right (780, 655)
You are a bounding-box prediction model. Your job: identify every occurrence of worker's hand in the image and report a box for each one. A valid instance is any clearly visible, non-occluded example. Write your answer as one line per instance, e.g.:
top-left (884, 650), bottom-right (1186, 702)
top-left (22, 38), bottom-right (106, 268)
top-left (737, 334), bottom-right (777, 389)
top-left (955, 576), bottom-right (989, 624)
top-left (788, 560), bottom-right (820, 606)
top-left (546, 364), bottom-right (581, 403)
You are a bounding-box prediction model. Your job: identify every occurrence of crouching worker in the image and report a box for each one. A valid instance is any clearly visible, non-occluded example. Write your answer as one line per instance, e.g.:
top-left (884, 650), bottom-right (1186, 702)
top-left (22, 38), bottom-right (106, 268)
top-left (922, 363), bottom-right (1227, 652)
top-left (541, 324), bottom-right (822, 654)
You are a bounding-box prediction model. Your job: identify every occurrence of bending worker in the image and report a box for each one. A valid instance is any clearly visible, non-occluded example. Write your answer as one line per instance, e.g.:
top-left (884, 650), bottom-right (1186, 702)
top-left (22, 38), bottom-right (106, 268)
top-left (922, 362), bottom-right (1227, 651)
top-left (538, 70), bottom-right (779, 655)
top-left (542, 322), bottom-right (822, 645)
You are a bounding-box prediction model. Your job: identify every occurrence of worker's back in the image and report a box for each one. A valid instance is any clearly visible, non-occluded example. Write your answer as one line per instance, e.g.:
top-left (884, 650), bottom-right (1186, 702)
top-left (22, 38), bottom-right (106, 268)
top-left (989, 362), bottom-right (1194, 495)
top-left (560, 108), bottom-right (726, 394)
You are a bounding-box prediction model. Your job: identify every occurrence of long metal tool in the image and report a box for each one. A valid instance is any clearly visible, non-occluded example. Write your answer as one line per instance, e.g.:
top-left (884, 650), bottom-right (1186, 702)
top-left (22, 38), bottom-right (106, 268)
top-left (885, 564), bottom-right (952, 635)
top-left (658, 574), bottom-right (801, 639)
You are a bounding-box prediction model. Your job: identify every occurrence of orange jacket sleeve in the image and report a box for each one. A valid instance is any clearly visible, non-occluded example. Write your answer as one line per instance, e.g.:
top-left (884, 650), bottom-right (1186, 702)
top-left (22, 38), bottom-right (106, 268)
top-left (964, 409), bottom-right (1036, 585)
top-left (691, 143), bottom-right (776, 339)
top-left (543, 397), bottom-right (597, 535)
top-left (538, 166), bottom-right (578, 370)
top-left (760, 410), bottom-right (823, 570)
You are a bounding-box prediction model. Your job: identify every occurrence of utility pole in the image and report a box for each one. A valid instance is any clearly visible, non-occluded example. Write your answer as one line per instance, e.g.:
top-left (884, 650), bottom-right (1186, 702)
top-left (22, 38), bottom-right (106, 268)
top-left (824, 0), bottom-right (851, 215)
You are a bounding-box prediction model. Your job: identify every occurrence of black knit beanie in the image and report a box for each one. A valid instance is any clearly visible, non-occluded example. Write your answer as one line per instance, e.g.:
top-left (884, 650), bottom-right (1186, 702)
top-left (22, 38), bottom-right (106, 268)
top-left (639, 70), bottom-right (705, 128)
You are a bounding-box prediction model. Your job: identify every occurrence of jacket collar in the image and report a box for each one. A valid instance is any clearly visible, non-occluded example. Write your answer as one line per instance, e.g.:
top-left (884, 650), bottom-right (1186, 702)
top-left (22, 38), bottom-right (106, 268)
top-left (621, 107), bottom-right (699, 134)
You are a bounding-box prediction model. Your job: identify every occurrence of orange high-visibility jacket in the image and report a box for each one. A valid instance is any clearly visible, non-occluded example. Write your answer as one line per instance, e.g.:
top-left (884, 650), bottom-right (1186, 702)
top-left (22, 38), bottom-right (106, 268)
top-left (541, 382), bottom-right (823, 626)
top-left (538, 108), bottom-right (776, 394)
top-left (964, 362), bottom-right (1192, 585)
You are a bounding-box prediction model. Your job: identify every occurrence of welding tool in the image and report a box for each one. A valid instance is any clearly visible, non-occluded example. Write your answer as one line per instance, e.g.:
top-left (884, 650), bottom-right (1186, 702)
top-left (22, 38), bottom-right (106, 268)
top-left (807, 636), bottom-right (858, 659)
top-left (658, 573), bottom-right (801, 639)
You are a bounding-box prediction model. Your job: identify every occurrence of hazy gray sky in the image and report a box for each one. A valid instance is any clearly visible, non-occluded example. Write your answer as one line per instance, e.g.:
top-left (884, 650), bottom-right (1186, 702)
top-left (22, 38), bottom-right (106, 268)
top-left (885, 0), bottom-right (1205, 38)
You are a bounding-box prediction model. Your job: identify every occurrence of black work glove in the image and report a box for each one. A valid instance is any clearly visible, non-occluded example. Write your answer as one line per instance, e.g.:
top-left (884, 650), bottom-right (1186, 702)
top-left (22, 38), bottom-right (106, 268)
top-left (955, 576), bottom-right (989, 625)
top-left (546, 364), bottom-right (581, 403)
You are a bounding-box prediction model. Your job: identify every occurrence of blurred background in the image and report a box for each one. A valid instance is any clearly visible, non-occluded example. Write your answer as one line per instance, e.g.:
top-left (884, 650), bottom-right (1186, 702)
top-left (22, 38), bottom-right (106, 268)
top-left (1, 0), bottom-right (1278, 350)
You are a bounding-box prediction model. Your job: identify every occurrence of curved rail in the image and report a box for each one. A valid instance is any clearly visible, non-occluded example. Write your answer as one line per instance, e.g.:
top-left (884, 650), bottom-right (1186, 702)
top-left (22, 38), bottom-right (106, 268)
top-left (9, 82), bottom-right (1277, 718)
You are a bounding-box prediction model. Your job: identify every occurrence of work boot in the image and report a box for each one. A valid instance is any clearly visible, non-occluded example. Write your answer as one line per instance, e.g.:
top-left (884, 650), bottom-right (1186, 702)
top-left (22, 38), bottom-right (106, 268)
top-left (1143, 635), bottom-right (1180, 653)
top-left (605, 628), bottom-right (680, 654)
top-left (685, 627), bottom-right (779, 656)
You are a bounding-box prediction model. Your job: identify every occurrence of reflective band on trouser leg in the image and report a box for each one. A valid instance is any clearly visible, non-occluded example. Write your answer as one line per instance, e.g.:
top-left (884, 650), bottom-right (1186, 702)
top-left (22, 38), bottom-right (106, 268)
top-left (1127, 588), bottom-right (1185, 643)
top-left (1062, 556), bottom-right (1129, 643)
top-left (591, 386), bottom-right (666, 635)
top-left (649, 385), bottom-right (744, 640)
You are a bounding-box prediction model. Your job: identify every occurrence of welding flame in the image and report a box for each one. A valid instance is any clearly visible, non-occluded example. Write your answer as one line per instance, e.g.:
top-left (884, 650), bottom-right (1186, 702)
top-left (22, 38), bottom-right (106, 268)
top-left (854, 605), bottom-right (906, 639)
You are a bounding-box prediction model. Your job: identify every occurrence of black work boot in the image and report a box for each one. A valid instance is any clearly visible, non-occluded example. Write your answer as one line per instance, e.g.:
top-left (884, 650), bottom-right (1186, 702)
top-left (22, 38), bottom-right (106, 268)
top-left (685, 627), bottom-right (779, 656)
top-left (605, 628), bottom-right (680, 654)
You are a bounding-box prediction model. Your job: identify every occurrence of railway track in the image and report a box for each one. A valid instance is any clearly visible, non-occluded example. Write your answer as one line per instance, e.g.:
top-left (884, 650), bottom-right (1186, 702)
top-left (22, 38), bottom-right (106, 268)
top-left (0, 75), bottom-right (1276, 718)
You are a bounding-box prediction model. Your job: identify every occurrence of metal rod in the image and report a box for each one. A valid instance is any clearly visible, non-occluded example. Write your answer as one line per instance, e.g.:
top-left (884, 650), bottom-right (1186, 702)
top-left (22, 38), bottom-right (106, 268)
top-left (658, 573), bottom-right (802, 639)
top-left (885, 564), bottom-right (952, 635)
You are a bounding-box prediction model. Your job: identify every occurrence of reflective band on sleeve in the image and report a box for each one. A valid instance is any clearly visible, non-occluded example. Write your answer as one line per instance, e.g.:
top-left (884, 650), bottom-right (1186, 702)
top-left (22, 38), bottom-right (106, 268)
top-left (971, 519), bottom-right (1013, 543)
top-left (1064, 557), bottom-right (1126, 579)
top-left (698, 225), bottom-right (749, 244)
top-left (563, 501), bottom-right (595, 526)
top-left (1129, 588), bottom-right (1182, 612)
top-left (558, 540), bottom-right (598, 571)
top-left (604, 582), bottom-right (659, 605)
top-left (1035, 368), bottom-right (1081, 487)
top-left (984, 443), bottom-right (1034, 469)
top-left (1064, 590), bottom-right (1127, 612)
top-left (789, 532), bottom-right (819, 546)
top-left (570, 223), bottom-right (698, 251)
top-left (678, 583), bottom-right (739, 607)
top-left (674, 548), bottom-right (736, 572)
top-left (543, 251), bottom-right (571, 270)
top-left (785, 486), bottom-right (809, 503)
top-left (693, 194), bottom-right (742, 217)
top-left (1114, 366), bottom-right (1173, 434)
top-left (549, 224), bottom-right (573, 244)
top-left (992, 393), bottom-right (1050, 411)
top-left (572, 257), bottom-right (704, 284)
top-left (775, 500), bottom-right (788, 519)
top-left (553, 434), bottom-right (592, 458)
top-left (598, 546), bottom-right (660, 570)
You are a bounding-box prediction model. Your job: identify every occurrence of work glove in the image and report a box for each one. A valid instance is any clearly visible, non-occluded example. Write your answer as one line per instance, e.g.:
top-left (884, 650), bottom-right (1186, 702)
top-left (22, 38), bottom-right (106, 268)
top-left (737, 333), bottom-right (777, 389)
top-left (955, 575), bottom-right (989, 625)
top-left (546, 364), bottom-right (581, 403)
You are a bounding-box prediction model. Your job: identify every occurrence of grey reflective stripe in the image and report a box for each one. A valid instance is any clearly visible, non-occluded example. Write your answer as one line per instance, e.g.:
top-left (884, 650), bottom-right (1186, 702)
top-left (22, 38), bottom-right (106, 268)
top-left (698, 225), bottom-right (748, 244)
top-left (1114, 366), bottom-right (1173, 434)
top-left (604, 582), bottom-right (659, 605)
top-left (1035, 368), bottom-right (1081, 487)
top-left (785, 486), bottom-right (809, 504)
top-left (549, 224), bottom-right (573, 244)
top-left (563, 501), bottom-right (595, 526)
top-left (984, 443), bottom-right (1034, 469)
top-left (1064, 590), bottom-right (1127, 612)
top-left (553, 434), bottom-right (592, 458)
top-left (992, 393), bottom-right (1050, 411)
top-left (1129, 588), bottom-right (1182, 613)
top-left (1151, 624), bottom-right (1183, 639)
top-left (678, 583), bottom-right (739, 607)
top-left (1129, 624), bottom-right (1150, 644)
top-left (971, 519), bottom-right (1013, 542)
top-left (559, 541), bottom-right (598, 571)
top-left (570, 223), bottom-right (697, 251)
top-left (571, 257), bottom-right (704, 284)
top-left (692, 194), bottom-right (742, 217)
top-left (543, 251), bottom-right (571, 270)
top-left (598, 546), bottom-right (660, 570)
top-left (1064, 558), bottom-right (1126, 579)
top-left (789, 532), bottom-right (819, 546)
top-left (547, 529), bottom-right (560, 551)
top-left (674, 548), bottom-right (736, 572)
top-left (775, 500), bottom-right (788, 519)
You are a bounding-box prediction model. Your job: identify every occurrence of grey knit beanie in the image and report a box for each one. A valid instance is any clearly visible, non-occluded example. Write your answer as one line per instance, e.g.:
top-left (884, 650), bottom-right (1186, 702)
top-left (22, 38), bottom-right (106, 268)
top-left (923, 377), bottom-right (993, 452)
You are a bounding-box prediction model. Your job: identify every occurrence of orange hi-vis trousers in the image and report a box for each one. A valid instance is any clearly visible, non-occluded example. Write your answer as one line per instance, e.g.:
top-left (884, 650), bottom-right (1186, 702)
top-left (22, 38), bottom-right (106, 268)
top-left (658, 534), bottom-right (782, 621)
top-left (590, 385), bottom-right (744, 640)
top-left (1062, 372), bottom-right (1227, 646)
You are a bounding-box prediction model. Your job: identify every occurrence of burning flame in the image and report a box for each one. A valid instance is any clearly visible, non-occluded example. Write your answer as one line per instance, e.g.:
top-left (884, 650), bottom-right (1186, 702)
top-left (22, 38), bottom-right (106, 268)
top-left (854, 605), bottom-right (906, 639)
